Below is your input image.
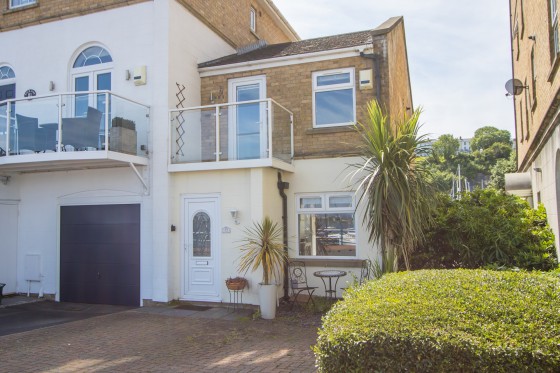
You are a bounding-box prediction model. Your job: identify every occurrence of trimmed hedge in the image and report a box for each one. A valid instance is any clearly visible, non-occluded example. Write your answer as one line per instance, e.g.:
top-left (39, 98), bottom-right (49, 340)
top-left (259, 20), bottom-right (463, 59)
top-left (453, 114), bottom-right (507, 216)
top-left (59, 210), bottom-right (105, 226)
top-left (314, 270), bottom-right (560, 372)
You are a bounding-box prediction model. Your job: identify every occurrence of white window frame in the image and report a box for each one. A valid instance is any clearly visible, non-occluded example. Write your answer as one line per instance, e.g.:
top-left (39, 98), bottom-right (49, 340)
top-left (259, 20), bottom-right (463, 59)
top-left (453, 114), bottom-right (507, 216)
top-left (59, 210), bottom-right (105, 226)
top-left (296, 192), bottom-right (357, 259)
top-left (312, 67), bottom-right (356, 128)
top-left (9, 0), bottom-right (36, 9)
top-left (552, 0), bottom-right (559, 56)
top-left (250, 7), bottom-right (257, 33)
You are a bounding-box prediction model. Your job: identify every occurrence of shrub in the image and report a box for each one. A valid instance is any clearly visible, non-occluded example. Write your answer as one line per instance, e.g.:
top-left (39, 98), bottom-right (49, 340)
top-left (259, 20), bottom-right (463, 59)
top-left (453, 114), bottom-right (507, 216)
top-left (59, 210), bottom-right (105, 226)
top-left (314, 269), bottom-right (560, 372)
top-left (410, 189), bottom-right (557, 271)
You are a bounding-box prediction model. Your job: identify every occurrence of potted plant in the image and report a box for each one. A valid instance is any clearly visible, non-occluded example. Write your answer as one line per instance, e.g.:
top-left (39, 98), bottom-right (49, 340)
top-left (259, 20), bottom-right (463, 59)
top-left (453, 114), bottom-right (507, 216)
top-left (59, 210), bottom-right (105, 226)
top-left (225, 277), bottom-right (248, 290)
top-left (237, 217), bottom-right (287, 319)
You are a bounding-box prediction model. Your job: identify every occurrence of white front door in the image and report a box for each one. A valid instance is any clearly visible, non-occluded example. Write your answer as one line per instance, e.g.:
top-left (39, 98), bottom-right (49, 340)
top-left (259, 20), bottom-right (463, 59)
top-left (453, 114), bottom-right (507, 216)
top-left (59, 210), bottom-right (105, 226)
top-left (183, 195), bottom-right (221, 301)
top-left (228, 75), bottom-right (267, 160)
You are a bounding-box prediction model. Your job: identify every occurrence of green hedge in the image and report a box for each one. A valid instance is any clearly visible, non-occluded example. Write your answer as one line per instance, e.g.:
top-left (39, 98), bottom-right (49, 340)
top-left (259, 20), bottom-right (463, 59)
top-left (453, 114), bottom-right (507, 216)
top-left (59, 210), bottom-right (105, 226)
top-left (314, 270), bottom-right (560, 372)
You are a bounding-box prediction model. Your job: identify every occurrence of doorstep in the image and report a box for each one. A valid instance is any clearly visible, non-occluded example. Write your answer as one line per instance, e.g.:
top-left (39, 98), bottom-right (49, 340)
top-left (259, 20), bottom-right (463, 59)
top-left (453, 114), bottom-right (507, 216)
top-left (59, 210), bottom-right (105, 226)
top-left (0, 295), bottom-right (45, 309)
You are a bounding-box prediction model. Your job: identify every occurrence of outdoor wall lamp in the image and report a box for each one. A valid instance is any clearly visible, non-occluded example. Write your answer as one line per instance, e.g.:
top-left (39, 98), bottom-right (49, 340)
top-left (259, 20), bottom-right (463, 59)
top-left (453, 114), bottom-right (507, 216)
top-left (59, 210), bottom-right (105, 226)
top-left (533, 167), bottom-right (542, 173)
top-left (230, 209), bottom-right (240, 225)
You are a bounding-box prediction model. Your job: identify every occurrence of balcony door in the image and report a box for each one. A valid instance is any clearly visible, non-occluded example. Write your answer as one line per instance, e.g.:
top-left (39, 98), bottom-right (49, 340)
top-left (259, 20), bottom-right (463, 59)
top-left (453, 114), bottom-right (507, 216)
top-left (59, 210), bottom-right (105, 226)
top-left (73, 70), bottom-right (111, 118)
top-left (228, 76), bottom-right (267, 160)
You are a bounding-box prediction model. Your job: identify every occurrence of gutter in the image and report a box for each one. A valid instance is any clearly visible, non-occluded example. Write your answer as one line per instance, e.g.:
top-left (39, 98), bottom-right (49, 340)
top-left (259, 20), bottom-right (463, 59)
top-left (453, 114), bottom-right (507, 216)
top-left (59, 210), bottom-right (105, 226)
top-left (277, 171), bottom-right (290, 301)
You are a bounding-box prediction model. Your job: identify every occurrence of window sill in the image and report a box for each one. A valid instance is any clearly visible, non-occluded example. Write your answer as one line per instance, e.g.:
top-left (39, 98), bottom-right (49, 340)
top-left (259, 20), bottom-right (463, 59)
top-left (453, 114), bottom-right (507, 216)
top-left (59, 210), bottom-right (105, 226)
top-left (306, 126), bottom-right (355, 135)
top-left (547, 55), bottom-right (560, 82)
top-left (3, 2), bottom-right (38, 14)
top-left (291, 258), bottom-right (364, 268)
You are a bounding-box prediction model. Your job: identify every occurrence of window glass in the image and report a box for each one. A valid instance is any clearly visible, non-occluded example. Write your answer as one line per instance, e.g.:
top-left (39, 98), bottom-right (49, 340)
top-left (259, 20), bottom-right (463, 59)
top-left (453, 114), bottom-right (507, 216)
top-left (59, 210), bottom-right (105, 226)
top-left (298, 213), bottom-right (356, 257)
top-left (0, 66), bottom-right (15, 80)
top-left (250, 7), bottom-right (256, 32)
top-left (317, 73), bottom-right (350, 86)
top-left (315, 89), bottom-right (354, 125)
top-left (329, 195), bottom-right (353, 208)
top-left (313, 68), bottom-right (355, 127)
top-left (73, 46), bottom-right (113, 68)
top-left (10, 0), bottom-right (35, 8)
top-left (300, 196), bottom-right (322, 209)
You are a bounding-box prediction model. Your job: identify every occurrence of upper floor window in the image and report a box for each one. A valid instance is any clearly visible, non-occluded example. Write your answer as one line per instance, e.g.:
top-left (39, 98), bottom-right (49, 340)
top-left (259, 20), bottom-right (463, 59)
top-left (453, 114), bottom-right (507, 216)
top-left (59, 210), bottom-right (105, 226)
top-left (312, 68), bottom-right (356, 128)
top-left (73, 46), bottom-right (113, 68)
top-left (250, 7), bottom-right (256, 32)
top-left (0, 66), bottom-right (15, 80)
top-left (9, 0), bottom-right (36, 9)
top-left (297, 193), bottom-right (356, 258)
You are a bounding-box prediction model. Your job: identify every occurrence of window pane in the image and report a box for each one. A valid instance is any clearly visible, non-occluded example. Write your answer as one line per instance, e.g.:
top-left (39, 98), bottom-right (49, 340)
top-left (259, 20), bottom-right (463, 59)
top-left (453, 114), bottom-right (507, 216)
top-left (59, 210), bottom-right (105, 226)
top-left (300, 197), bottom-right (322, 209)
top-left (10, 0), bottom-right (36, 7)
top-left (193, 212), bottom-right (211, 257)
top-left (329, 195), bottom-right (352, 208)
top-left (315, 89), bottom-right (354, 126)
top-left (73, 46), bottom-right (113, 68)
top-left (74, 76), bottom-right (89, 118)
top-left (317, 73), bottom-right (350, 86)
top-left (0, 66), bottom-right (15, 80)
top-left (298, 213), bottom-right (356, 256)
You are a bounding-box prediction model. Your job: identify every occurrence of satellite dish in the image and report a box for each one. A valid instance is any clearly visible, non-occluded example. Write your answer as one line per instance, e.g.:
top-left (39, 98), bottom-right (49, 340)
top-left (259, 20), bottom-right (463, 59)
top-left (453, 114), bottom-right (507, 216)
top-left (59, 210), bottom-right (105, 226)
top-left (505, 78), bottom-right (526, 96)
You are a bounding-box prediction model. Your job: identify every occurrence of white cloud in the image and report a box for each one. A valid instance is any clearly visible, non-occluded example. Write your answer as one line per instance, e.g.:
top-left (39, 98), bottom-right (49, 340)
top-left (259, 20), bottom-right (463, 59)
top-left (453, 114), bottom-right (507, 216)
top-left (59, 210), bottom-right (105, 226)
top-left (273, 0), bottom-right (515, 139)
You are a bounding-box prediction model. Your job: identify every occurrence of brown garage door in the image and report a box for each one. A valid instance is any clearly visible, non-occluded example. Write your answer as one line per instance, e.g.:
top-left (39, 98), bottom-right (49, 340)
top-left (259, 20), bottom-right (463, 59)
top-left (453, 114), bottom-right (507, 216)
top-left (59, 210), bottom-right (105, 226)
top-left (60, 204), bottom-right (140, 306)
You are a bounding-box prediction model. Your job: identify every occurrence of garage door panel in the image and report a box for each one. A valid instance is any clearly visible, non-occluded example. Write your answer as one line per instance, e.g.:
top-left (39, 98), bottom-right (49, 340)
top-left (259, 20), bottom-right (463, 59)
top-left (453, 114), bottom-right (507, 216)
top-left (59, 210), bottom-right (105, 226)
top-left (60, 204), bottom-right (140, 307)
top-left (61, 224), bottom-right (140, 245)
top-left (61, 205), bottom-right (140, 225)
top-left (61, 244), bottom-right (140, 265)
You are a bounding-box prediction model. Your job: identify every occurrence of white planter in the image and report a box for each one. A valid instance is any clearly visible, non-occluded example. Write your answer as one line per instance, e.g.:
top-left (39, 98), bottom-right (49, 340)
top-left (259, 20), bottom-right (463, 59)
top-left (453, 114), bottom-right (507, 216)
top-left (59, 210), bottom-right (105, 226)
top-left (258, 283), bottom-right (277, 319)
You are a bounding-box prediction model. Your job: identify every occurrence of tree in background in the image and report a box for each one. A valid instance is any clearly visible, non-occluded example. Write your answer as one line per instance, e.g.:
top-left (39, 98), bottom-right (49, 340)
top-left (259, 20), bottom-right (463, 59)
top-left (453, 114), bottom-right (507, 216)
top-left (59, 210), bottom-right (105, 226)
top-left (489, 151), bottom-right (517, 190)
top-left (432, 134), bottom-right (459, 162)
top-left (470, 126), bottom-right (511, 151)
top-left (349, 101), bottom-right (434, 270)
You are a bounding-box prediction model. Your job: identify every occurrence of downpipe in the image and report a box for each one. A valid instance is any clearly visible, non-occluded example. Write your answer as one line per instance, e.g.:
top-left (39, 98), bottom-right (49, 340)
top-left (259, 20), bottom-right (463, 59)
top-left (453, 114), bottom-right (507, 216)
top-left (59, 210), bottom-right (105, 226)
top-left (277, 171), bottom-right (290, 301)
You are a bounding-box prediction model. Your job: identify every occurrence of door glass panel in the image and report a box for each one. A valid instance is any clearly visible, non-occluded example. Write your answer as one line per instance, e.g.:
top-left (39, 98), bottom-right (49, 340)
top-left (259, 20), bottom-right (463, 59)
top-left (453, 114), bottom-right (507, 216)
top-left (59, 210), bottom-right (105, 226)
top-left (236, 84), bottom-right (260, 160)
top-left (96, 73), bottom-right (111, 145)
top-left (74, 76), bottom-right (89, 117)
top-left (192, 212), bottom-right (211, 257)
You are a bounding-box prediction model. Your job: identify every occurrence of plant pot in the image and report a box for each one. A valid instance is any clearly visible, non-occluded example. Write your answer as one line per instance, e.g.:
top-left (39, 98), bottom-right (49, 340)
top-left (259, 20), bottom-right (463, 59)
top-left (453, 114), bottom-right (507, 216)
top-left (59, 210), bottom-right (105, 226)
top-left (259, 283), bottom-right (277, 319)
top-left (226, 277), bottom-right (247, 291)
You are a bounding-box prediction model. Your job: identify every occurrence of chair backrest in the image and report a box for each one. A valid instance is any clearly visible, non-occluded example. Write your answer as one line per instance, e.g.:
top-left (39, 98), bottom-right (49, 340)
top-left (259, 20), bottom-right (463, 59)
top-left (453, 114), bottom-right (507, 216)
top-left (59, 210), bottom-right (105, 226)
top-left (360, 259), bottom-right (371, 284)
top-left (82, 107), bottom-right (102, 149)
top-left (289, 260), bottom-right (309, 289)
top-left (16, 114), bottom-right (39, 152)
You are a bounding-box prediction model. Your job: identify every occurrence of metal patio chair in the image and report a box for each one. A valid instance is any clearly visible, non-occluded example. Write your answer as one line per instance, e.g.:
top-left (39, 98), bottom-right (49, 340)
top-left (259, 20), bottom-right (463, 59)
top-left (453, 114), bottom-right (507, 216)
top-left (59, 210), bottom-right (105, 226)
top-left (288, 260), bottom-right (318, 309)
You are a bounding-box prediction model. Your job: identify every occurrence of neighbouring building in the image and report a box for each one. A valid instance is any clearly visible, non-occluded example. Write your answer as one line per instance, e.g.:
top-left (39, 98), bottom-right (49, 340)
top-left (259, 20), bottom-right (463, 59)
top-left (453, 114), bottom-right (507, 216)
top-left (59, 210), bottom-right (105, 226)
top-left (506, 0), bottom-right (560, 256)
top-left (459, 137), bottom-right (471, 153)
top-left (0, 0), bottom-right (412, 307)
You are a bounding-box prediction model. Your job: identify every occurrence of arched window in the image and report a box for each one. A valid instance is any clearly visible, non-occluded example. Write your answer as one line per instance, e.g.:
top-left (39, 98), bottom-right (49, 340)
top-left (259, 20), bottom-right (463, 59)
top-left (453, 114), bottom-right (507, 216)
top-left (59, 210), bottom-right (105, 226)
top-left (71, 45), bottom-right (112, 128)
top-left (0, 65), bottom-right (16, 102)
top-left (73, 46), bottom-right (113, 68)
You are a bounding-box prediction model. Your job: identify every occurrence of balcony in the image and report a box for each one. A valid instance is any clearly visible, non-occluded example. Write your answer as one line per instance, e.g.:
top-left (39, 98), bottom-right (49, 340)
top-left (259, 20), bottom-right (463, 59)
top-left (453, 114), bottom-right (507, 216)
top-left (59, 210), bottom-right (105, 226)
top-left (169, 99), bottom-right (294, 172)
top-left (0, 91), bottom-right (149, 173)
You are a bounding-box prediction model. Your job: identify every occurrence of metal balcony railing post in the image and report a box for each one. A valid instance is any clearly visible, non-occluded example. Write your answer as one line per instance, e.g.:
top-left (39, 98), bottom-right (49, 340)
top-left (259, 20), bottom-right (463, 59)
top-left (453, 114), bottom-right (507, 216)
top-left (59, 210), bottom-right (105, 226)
top-left (215, 106), bottom-right (220, 162)
top-left (267, 99), bottom-right (272, 160)
top-left (5, 102), bottom-right (11, 156)
top-left (57, 95), bottom-right (63, 153)
top-left (104, 92), bottom-right (109, 152)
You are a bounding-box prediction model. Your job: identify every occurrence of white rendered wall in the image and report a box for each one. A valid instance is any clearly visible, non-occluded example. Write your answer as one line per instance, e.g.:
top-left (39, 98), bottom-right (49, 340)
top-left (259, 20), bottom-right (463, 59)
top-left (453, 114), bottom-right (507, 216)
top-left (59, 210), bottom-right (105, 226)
top-left (530, 125), bottom-right (560, 258)
top-left (0, 202), bottom-right (18, 294)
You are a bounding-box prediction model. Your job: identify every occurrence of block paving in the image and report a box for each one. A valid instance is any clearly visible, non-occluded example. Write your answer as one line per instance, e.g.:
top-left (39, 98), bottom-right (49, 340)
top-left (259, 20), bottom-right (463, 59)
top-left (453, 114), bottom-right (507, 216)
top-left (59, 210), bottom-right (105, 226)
top-left (0, 305), bottom-right (320, 373)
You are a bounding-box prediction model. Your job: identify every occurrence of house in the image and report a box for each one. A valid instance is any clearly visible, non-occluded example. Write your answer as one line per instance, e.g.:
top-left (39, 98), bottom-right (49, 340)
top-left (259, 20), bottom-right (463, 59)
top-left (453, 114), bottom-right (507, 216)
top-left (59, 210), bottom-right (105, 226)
top-left (506, 0), bottom-right (560, 256)
top-left (459, 137), bottom-right (471, 153)
top-left (0, 0), bottom-right (413, 307)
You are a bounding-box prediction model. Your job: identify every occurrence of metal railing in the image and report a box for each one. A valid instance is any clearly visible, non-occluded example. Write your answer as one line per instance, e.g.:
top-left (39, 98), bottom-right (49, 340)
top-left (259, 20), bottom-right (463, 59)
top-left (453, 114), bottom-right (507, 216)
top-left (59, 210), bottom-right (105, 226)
top-left (169, 98), bottom-right (293, 165)
top-left (0, 91), bottom-right (149, 157)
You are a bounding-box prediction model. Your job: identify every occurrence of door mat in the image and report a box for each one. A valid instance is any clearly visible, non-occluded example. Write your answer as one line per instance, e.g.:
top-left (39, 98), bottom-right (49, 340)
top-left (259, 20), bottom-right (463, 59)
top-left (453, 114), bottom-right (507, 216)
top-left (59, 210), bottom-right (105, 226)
top-left (175, 304), bottom-right (212, 311)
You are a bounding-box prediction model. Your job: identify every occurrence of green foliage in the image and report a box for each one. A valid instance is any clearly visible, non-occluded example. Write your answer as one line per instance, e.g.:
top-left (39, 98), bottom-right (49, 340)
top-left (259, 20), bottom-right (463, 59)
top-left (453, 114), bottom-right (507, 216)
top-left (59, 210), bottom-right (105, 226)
top-left (471, 126), bottom-right (511, 151)
top-left (432, 134), bottom-right (460, 161)
top-left (410, 189), bottom-right (557, 271)
top-left (314, 269), bottom-right (560, 372)
top-left (237, 217), bottom-right (287, 285)
top-left (489, 152), bottom-right (517, 190)
top-left (348, 100), bottom-right (434, 269)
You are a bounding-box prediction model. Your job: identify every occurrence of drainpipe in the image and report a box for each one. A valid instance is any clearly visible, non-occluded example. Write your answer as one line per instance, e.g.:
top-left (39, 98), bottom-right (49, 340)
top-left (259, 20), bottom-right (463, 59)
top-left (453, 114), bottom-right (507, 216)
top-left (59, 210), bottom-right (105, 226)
top-left (277, 171), bottom-right (290, 301)
top-left (360, 52), bottom-right (382, 104)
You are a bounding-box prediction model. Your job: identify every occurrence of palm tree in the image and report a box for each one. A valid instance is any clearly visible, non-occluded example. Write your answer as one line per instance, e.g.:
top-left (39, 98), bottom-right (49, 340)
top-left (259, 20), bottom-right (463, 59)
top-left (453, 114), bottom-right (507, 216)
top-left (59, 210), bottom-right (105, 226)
top-left (349, 100), bottom-right (433, 270)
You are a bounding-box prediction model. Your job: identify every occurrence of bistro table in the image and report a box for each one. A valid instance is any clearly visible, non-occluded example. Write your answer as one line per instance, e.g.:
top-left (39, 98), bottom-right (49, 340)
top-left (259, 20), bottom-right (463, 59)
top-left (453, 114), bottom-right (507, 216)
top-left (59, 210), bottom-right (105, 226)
top-left (313, 269), bottom-right (347, 300)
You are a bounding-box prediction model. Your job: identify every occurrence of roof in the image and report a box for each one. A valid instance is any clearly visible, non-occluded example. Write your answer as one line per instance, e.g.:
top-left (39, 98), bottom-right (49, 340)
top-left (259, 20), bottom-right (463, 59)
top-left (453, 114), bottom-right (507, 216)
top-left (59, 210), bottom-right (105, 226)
top-left (199, 16), bottom-right (403, 69)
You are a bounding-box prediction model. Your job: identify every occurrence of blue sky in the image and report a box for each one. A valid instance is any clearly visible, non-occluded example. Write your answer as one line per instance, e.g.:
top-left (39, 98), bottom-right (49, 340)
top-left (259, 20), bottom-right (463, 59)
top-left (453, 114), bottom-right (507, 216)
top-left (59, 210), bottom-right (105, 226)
top-left (273, 0), bottom-right (515, 140)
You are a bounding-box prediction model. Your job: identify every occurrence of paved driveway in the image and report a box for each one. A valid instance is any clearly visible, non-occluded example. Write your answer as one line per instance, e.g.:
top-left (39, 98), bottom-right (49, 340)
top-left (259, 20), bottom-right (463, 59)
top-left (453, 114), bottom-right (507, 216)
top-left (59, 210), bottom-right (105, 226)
top-left (0, 303), bottom-right (319, 372)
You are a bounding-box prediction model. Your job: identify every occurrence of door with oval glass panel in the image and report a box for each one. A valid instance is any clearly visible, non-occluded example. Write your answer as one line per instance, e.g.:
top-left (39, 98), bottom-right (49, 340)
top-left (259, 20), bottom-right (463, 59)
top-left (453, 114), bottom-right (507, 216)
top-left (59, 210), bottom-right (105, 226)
top-left (183, 195), bottom-right (221, 301)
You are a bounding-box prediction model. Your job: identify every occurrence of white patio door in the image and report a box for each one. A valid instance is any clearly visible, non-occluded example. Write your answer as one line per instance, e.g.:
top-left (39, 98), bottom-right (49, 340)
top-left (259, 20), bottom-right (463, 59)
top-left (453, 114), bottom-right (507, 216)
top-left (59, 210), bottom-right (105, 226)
top-left (228, 76), bottom-right (267, 160)
top-left (183, 195), bottom-right (221, 301)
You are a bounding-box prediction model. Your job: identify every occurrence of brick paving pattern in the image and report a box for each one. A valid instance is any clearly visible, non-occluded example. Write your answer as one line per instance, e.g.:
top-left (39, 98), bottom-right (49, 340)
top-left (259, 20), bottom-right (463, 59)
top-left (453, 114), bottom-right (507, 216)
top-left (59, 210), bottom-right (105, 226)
top-left (0, 308), bottom-right (319, 373)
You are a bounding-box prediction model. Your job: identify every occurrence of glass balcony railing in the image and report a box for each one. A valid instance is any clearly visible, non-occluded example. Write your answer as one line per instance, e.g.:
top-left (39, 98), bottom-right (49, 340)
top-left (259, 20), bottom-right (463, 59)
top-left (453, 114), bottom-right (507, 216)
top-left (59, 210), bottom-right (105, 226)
top-left (0, 91), bottom-right (149, 158)
top-left (170, 99), bottom-right (293, 166)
